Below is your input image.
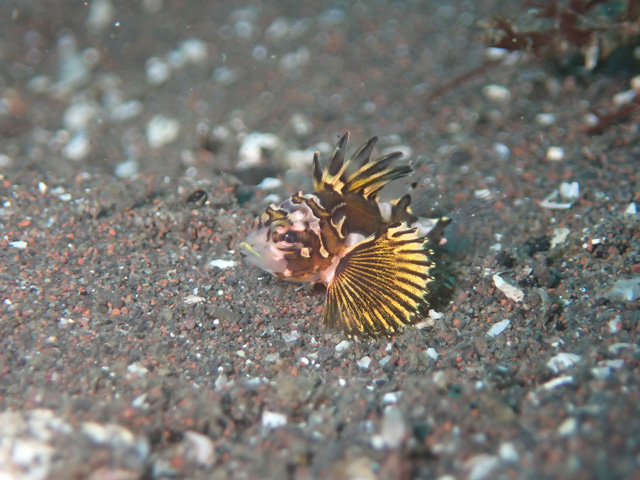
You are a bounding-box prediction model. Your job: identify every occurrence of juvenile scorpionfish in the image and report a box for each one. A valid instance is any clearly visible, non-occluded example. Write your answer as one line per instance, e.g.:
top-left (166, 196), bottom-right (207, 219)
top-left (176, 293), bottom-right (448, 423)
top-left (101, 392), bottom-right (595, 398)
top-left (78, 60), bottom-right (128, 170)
top-left (239, 133), bottom-right (450, 337)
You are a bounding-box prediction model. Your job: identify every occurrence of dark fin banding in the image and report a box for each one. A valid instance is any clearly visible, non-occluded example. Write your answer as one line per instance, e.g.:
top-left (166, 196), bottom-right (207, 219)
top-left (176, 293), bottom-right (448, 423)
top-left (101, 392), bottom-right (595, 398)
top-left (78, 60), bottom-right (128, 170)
top-left (313, 134), bottom-right (412, 199)
top-left (327, 132), bottom-right (349, 176)
top-left (323, 223), bottom-right (434, 337)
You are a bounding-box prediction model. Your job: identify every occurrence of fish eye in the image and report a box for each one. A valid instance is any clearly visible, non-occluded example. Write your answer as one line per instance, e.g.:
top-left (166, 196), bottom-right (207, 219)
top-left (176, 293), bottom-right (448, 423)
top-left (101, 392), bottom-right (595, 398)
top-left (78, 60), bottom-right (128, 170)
top-left (282, 231), bottom-right (298, 244)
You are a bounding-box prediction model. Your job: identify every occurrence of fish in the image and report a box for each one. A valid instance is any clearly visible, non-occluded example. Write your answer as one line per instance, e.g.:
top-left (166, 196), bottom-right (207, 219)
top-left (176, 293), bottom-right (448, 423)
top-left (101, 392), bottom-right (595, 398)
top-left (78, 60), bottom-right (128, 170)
top-left (238, 133), bottom-right (450, 337)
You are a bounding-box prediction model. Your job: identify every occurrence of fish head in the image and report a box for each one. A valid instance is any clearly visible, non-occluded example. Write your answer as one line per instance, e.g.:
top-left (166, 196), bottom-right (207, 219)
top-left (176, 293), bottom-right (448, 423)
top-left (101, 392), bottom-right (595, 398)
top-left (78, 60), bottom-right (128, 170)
top-left (239, 196), bottom-right (333, 282)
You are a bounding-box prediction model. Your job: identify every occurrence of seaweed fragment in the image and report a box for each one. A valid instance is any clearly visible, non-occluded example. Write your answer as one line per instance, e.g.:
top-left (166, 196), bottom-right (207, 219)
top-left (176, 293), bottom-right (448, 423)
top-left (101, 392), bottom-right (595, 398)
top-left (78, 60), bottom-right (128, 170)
top-left (426, 0), bottom-right (640, 134)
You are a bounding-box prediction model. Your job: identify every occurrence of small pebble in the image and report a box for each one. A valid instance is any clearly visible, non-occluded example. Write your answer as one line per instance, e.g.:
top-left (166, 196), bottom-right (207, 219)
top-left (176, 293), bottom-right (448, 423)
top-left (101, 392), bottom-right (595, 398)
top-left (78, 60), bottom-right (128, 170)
top-left (335, 340), bottom-right (351, 352)
top-left (493, 142), bottom-right (510, 160)
top-left (212, 66), bottom-right (239, 86)
top-left (145, 57), bottom-right (171, 86)
top-left (127, 362), bottom-right (148, 376)
top-left (62, 131), bottom-right (91, 161)
top-left (624, 202), bottom-right (637, 216)
top-left (379, 405), bottom-right (406, 449)
top-left (63, 102), bottom-right (98, 130)
top-left (546, 146), bottom-right (565, 162)
top-left (483, 84), bottom-right (511, 103)
top-left (265, 352), bottom-right (280, 363)
top-left (146, 115), bottom-right (180, 149)
top-left (466, 454), bottom-right (500, 480)
top-left (0, 153), bottom-right (13, 168)
top-left (114, 158), bottom-right (139, 178)
top-left (214, 371), bottom-right (228, 390)
top-left (357, 356), bottom-right (372, 370)
top-left (289, 113), bottom-right (312, 136)
top-left (484, 47), bottom-right (509, 61)
top-left (282, 330), bottom-right (299, 343)
top-left (613, 89), bottom-right (636, 106)
top-left (557, 417), bottom-right (578, 436)
top-left (86, 0), bottom-right (115, 33)
top-left (605, 277), bottom-right (640, 302)
top-left (262, 411), bottom-right (287, 429)
top-left (110, 100), bottom-right (143, 122)
top-left (180, 38), bottom-right (208, 64)
top-left (382, 392), bottom-right (399, 405)
top-left (9, 240), bottom-right (28, 249)
top-left (535, 112), bottom-right (557, 126)
top-left (499, 442), bottom-right (519, 463)
top-left (608, 315), bottom-right (621, 334)
top-left (184, 431), bottom-right (215, 467)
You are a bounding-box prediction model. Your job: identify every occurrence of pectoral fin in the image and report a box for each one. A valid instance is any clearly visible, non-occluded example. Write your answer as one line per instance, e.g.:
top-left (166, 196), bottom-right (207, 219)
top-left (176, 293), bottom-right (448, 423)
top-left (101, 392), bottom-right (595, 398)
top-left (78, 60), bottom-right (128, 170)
top-left (323, 223), bottom-right (434, 337)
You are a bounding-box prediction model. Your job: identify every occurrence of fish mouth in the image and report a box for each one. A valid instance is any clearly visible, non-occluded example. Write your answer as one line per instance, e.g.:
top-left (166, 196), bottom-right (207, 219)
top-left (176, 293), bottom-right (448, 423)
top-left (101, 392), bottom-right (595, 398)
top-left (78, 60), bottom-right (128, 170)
top-left (238, 241), bottom-right (258, 259)
top-left (237, 239), bottom-right (288, 274)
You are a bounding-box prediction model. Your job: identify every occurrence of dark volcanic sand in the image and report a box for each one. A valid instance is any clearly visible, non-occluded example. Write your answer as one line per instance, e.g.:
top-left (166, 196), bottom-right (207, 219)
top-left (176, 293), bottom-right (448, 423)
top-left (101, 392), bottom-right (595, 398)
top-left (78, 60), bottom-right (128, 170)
top-left (1, 1), bottom-right (639, 479)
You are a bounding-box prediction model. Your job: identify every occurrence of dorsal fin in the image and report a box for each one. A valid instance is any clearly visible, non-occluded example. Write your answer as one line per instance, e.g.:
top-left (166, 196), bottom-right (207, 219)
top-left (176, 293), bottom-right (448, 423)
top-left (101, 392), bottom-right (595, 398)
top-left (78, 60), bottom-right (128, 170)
top-left (313, 133), bottom-right (412, 200)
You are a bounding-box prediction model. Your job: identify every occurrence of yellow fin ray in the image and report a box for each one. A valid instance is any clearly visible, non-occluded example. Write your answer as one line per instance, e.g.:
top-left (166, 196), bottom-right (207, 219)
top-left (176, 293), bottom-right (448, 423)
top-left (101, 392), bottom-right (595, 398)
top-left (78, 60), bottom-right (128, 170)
top-left (323, 223), bottom-right (434, 337)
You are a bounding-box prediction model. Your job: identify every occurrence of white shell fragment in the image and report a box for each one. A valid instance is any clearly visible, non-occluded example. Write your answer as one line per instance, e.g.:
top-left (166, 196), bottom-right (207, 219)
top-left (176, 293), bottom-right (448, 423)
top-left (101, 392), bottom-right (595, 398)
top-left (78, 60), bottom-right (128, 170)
top-left (559, 181), bottom-right (580, 201)
top-left (9, 240), bottom-right (28, 249)
top-left (624, 202), bottom-right (637, 216)
top-left (493, 274), bottom-right (524, 302)
top-left (547, 353), bottom-right (582, 374)
top-left (209, 259), bottom-right (237, 270)
top-left (335, 340), bottom-right (351, 352)
top-left (261, 411), bottom-right (287, 429)
top-left (486, 319), bottom-right (511, 337)
top-left (256, 177), bottom-right (283, 190)
top-left (591, 359), bottom-right (625, 380)
top-left (425, 347), bottom-right (439, 361)
top-left (184, 294), bottom-right (206, 305)
top-left (543, 375), bottom-right (574, 390)
top-left (550, 227), bottom-right (570, 249)
top-left (540, 182), bottom-right (580, 209)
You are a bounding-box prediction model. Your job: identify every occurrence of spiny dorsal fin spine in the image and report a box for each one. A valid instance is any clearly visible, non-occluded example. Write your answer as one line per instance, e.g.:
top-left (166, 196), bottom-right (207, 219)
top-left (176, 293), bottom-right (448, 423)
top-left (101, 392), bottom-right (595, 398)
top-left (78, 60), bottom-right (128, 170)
top-left (314, 133), bottom-right (411, 199)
